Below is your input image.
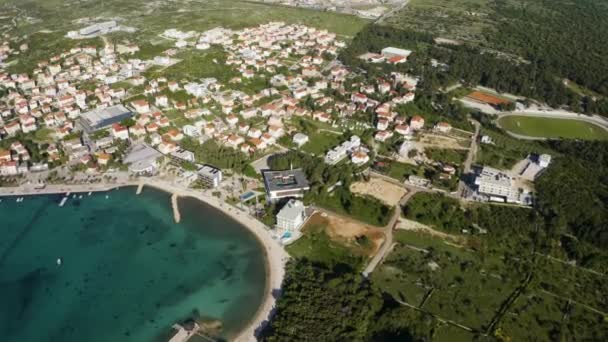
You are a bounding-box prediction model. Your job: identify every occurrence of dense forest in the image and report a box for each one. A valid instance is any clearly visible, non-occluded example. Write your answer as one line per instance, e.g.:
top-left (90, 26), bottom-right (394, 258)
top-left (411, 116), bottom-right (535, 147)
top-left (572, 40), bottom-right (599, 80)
top-left (535, 140), bottom-right (608, 259)
top-left (488, 0), bottom-right (608, 97)
top-left (260, 259), bottom-right (435, 341)
top-left (340, 0), bottom-right (608, 115)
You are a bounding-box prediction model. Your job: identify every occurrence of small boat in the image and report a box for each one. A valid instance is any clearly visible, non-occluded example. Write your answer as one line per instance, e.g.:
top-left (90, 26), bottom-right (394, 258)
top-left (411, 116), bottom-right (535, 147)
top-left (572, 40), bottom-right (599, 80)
top-left (72, 194), bottom-right (77, 199)
top-left (79, 195), bottom-right (83, 199)
top-left (88, 192), bottom-right (92, 196)
top-left (56, 258), bottom-right (62, 266)
top-left (105, 195), bottom-right (109, 199)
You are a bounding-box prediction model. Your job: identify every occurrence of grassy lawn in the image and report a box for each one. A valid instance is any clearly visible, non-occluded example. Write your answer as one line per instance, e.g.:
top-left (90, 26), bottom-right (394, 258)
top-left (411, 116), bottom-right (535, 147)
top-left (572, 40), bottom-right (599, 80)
top-left (424, 147), bottom-right (467, 165)
top-left (144, 47), bottom-right (237, 82)
top-left (33, 128), bottom-right (55, 143)
top-left (381, 159), bottom-right (424, 181)
top-left (498, 115), bottom-right (608, 140)
top-left (385, 192), bottom-right (608, 337)
top-left (532, 256), bottom-right (608, 312)
top-left (374, 229), bottom-right (521, 330)
top-left (499, 292), bottom-right (566, 341)
top-left (372, 264), bottom-right (429, 306)
top-left (433, 324), bottom-right (476, 342)
top-left (476, 127), bottom-right (554, 169)
top-left (301, 131), bottom-right (344, 156)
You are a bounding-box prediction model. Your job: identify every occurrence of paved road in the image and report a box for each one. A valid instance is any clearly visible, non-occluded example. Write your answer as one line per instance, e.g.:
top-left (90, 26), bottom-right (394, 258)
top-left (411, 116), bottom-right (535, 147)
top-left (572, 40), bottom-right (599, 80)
top-left (250, 146), bottom-right (288, 172)
top-left (376, 0), bottom-right (410, 24)
top-left (362, 188), bottom-right (419, 277)
top-left (463, 119), bottom-right (480, 174)
top-left (457, 119), bottom-right (480, 197)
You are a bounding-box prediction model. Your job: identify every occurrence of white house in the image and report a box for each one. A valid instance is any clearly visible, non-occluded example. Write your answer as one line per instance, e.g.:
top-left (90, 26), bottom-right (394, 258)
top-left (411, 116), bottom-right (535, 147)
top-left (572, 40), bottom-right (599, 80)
top-left (351, 150), bottom-right (370, 165)
top-left (395, 124), bottom-right (411, 136)
top-left (538, 154), bottom-right (552, 168)
top-left (293, 133), bottom-right (309, 147)
top-left (410, 115), bottom-right (425, 130)
top-left (376, 118), bottom-right (389, 131)
top-left (155, 95), bottom-right (169, 108)
top-left (183, 125), bottom-right (201, 138)
top-left (111, 124), bottom-right (129, 140)
top-left (276, 199), bottom-right (306, 231)
top-left (434, 122), bottom-right (452, 133)
top-left (131, 99), bottom-right (150, 114)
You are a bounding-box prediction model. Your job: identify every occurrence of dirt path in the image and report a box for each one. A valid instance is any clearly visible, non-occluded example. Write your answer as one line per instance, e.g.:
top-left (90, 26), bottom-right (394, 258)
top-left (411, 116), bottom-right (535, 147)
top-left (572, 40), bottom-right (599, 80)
top-left (350, 178), bottom-right (408, 206)
top-left (396, 218), bottom-right (467, 246)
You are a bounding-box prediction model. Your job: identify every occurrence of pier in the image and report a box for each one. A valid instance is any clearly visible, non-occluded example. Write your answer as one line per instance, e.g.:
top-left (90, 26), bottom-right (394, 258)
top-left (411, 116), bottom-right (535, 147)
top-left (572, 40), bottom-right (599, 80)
top-left (171, 193), bottom-right (181, 223)
top-left (136, 182), bottom-right (144, 195)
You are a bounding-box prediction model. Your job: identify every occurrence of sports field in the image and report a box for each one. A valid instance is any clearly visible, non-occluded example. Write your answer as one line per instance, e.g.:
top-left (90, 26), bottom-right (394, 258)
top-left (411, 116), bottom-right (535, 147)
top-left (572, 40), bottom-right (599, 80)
top-left (498, 115), bottom-right (608, 140)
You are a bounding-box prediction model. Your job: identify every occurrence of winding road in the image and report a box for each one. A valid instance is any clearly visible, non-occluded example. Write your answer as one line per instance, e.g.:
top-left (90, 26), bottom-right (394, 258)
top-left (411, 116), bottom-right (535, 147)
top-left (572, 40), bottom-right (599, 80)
top-left (375, 0), bottom-right (410, 24)
top-left (362, 182), bottom-right (419, 277)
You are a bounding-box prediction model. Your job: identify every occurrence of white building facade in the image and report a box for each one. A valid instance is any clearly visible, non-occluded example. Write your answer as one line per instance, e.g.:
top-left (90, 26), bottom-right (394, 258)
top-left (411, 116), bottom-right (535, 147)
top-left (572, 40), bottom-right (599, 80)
top-left (276, 199), bottom-right (306, 231)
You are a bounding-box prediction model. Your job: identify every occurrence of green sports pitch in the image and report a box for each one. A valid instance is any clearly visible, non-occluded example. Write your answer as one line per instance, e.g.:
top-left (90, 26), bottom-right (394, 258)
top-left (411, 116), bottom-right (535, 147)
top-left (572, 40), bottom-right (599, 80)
top-left (497, 115), bottom-right (608, 140)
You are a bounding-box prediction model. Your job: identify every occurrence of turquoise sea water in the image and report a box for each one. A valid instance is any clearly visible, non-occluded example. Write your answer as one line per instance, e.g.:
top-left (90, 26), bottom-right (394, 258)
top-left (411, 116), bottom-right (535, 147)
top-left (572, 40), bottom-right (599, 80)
top-left (0, 186), bottom-right (266, 341)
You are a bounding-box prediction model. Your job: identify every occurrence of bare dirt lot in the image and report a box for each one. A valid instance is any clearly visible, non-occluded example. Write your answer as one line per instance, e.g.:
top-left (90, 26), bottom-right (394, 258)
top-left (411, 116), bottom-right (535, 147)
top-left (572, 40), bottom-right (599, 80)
top-left (418, 132), bottom-right (471, 150)
top-left (309, 212), bottom-right (385, 256)
top-left (350, 178), bottom-right (407, 206)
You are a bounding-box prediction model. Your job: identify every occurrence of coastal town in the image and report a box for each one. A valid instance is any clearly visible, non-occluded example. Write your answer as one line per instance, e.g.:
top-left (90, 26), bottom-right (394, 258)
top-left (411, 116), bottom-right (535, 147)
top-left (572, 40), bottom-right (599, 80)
top-left (0, 21), bottom-right (549, 212)
top-left (0, 21), bottom-right (559, 339)
top-left (2, 1), bottom-right (608, 341)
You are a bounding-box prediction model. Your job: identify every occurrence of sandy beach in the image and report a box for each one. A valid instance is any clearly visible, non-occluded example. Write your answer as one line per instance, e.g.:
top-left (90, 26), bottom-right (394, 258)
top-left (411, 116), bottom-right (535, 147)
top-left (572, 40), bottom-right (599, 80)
top-left (0, 179), bottom-right (288, 342)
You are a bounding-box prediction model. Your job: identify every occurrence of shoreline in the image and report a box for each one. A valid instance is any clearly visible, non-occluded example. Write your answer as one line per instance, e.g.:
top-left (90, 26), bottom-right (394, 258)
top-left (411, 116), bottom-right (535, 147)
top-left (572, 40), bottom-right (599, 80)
top-left (0, 179), bottom-right (288, 342)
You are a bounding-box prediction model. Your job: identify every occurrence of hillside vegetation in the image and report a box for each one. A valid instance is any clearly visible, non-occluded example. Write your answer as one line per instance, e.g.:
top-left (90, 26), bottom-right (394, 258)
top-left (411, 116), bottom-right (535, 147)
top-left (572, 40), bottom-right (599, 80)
top-left (342, 0), bottom-right (608, 115)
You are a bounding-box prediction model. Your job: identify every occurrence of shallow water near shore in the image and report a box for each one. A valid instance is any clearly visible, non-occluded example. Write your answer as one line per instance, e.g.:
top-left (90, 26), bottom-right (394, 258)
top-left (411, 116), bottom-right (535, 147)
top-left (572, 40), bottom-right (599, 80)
top-left (0, 186), bottom-right (266, 341)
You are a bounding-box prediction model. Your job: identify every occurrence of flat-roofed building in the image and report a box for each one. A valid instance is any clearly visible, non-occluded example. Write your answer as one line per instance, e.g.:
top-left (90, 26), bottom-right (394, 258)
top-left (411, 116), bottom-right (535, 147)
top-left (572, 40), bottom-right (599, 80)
top-left (79, 21), bottom-right (117, 36)
top-left (276, 199), bottom-right (306, 231)
top-left (123, 143), bottom-right (162, 175)
top-left (474, 166), bottom-right (519, 203)
top-left (262, 169), bottom-right (310, 202)
top-left (324, 135), bottom-right (361, 165)
top-left (381, 47), bottom-right (412, 58)
top-left (197, 164), bottom-right (222, 188)
top-left (80, 105), bottom-right (133, 133)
